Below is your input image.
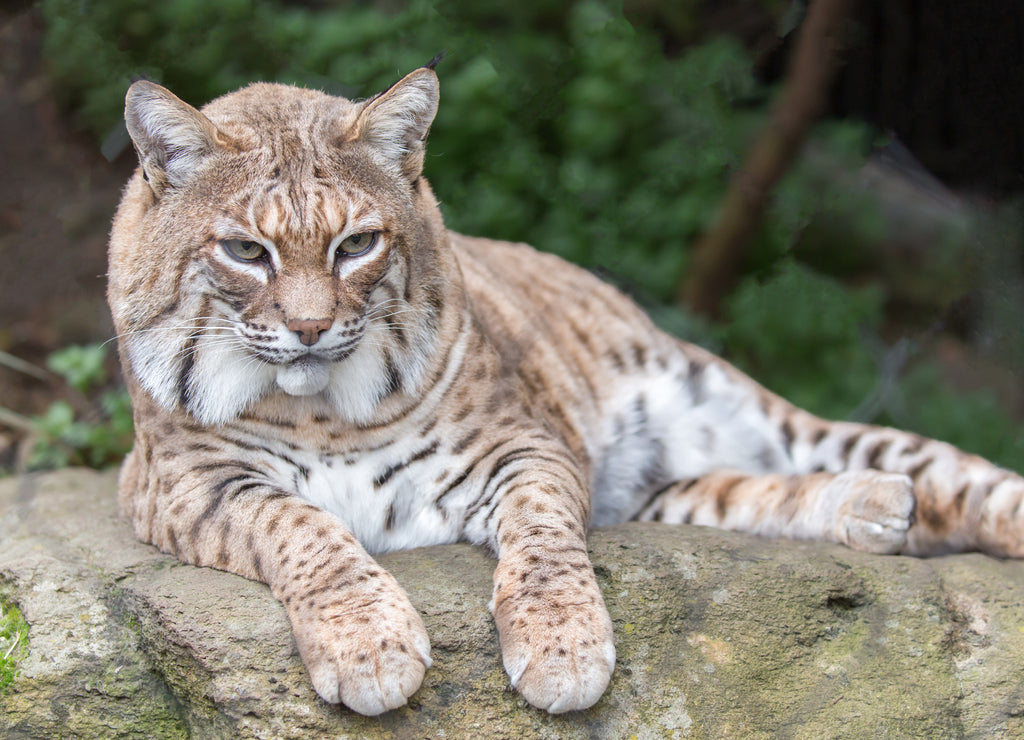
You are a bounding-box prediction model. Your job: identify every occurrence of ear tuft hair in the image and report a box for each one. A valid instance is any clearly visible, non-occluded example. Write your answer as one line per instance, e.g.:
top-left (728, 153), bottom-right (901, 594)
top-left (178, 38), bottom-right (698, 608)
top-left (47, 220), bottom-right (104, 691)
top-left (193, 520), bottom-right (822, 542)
top-left (425, 52), bottom-right (446, 70)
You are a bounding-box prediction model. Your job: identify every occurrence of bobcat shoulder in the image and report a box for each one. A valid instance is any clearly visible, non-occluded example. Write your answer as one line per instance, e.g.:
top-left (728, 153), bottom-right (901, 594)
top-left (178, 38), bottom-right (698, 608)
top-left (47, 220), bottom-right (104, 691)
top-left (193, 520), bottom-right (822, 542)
top-left (108, 67), bottom-right (1024, 715)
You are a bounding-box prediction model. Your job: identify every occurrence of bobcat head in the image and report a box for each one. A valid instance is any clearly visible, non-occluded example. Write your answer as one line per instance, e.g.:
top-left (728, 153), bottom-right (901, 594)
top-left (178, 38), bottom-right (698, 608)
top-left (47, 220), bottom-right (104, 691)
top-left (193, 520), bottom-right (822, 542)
top-left (108, 70), bottom-right (453, 425)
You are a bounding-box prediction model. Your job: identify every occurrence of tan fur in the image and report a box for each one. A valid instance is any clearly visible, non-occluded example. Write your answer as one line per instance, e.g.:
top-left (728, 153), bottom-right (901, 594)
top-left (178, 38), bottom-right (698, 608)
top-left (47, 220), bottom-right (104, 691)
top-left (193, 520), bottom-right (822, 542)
top-left (108, 69), bottom-right (1024, 715)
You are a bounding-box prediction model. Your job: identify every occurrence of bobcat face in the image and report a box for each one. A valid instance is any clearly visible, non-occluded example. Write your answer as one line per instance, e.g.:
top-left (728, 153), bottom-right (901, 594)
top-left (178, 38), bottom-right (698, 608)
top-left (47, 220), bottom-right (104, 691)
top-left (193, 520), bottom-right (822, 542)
top-left (110, 80), bottom-right (444, 425)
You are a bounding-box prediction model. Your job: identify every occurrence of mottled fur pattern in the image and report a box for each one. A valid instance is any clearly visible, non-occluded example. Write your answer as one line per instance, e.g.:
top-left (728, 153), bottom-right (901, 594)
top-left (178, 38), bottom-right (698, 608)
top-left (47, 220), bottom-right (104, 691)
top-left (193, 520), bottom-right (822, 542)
top-left (108, 67), bottom-right (1024, 715)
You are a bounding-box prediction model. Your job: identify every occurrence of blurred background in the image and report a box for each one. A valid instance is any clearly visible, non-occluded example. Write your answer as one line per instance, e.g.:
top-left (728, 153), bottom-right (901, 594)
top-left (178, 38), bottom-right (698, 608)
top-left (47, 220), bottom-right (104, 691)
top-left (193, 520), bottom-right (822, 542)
top-left (2, 0), bottom-right (1023, 473)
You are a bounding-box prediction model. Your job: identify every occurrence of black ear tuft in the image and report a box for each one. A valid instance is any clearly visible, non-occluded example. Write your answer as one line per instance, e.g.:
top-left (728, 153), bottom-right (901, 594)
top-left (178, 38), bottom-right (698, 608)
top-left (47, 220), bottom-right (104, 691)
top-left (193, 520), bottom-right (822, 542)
top-left (425, 52), bottom-right (446, 71)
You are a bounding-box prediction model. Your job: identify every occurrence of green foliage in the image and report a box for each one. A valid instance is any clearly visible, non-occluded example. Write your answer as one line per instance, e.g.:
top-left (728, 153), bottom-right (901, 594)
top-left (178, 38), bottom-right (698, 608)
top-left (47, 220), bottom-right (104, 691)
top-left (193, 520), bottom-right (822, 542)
top-left (884, 365), bottom-right (1024, 472)
top-left (37, 0), bottom-right (1024, 472)
top-left (46, 343), bottom-right (108, 394)
top-left (723, 260), bottom-right (885, 419)
top-left (723, 261), bottom-right (1024, 471)
top-left (0, 597), bottom-right (29, 695)
top-left (28, 344), bottom-right (134, 470)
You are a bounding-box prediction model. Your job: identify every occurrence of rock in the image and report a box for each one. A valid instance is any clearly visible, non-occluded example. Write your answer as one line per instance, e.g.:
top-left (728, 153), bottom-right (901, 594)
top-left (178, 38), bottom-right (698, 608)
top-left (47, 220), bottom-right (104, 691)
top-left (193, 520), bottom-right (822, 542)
top-left (2, 469), bottom-right (1024, 738)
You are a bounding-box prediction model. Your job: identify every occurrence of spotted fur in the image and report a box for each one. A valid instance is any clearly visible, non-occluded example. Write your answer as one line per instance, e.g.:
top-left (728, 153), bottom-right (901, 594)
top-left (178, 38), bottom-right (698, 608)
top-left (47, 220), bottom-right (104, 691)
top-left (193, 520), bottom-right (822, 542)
top-left (108, 68), bottom-right (1024, 715)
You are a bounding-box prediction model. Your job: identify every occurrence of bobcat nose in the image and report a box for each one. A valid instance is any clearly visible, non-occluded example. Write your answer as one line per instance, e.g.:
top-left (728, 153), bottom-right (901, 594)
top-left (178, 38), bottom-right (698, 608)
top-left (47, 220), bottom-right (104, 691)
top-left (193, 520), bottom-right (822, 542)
top-left (287, 318), bottom-right (333, 346)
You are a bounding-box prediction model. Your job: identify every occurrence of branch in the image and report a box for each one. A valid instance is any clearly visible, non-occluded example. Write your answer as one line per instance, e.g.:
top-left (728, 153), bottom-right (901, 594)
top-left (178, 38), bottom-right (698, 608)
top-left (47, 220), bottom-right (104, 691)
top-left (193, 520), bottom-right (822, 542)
top-left (678, 0), bottom-right (853, 318)
top-left (0, 350), bottom-right (52, 382)
top-left (0, 406), bottom-right (35, 433)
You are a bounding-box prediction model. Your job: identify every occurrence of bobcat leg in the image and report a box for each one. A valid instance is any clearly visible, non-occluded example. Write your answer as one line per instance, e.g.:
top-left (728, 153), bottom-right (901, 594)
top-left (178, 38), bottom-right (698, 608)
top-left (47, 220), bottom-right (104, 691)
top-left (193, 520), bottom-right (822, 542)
top-left (784, 418), bottom-right (1024, 557)
top-left (122, 456), bottom-right (431, 715)
top-left (486, 485), bottom-right (616, 713)
top-left (636, 469), bottom-right (915, 554)
top-left (669, 356), bottom-right (1024, 557)
top-left (846, 426), bottom-right (1024, 558)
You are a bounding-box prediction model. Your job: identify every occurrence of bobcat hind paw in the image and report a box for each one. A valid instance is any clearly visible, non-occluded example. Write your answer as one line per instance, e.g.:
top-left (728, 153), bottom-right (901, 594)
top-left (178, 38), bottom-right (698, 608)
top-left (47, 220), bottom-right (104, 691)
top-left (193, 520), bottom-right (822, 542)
top-left (831, 471), bottom-right (915, 554)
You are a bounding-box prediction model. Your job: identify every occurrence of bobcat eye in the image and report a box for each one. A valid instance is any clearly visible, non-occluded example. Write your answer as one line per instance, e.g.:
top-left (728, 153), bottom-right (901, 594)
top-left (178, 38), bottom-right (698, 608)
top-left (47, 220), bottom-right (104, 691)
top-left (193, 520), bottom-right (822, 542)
top-left (336, 231), bottom-right (379, 257)
top-left (221, 239), bottom-right (266, 262)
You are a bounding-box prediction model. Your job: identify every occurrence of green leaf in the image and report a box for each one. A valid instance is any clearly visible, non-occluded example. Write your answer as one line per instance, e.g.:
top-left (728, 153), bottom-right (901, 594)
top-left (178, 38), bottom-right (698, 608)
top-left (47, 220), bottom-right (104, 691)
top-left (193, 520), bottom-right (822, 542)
top-left (46, 344), bottom-right (109, 393)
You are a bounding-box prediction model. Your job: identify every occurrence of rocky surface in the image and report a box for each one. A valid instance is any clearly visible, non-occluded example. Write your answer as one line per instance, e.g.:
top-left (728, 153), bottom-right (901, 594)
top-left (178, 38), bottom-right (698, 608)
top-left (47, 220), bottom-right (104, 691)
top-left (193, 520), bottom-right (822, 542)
top-left (2, 468), bottom-right (1024, 738)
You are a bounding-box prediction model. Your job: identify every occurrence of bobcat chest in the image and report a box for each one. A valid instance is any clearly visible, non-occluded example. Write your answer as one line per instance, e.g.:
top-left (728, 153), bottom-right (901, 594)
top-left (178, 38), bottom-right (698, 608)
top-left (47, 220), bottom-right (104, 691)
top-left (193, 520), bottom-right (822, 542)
top-left (282, 442), bottom-right (460, 554)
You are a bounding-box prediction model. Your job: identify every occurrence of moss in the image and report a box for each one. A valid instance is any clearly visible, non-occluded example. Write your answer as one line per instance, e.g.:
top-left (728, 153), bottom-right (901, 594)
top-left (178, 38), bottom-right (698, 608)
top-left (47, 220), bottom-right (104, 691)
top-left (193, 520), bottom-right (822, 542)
top-left (0, 596), bottom-right (29, 694)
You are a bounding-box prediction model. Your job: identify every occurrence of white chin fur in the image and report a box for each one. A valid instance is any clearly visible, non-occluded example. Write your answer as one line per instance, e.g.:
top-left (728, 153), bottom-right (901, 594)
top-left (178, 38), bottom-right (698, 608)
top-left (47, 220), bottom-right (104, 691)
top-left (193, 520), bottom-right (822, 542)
top-left (276, 358), bottom-right (330, 396)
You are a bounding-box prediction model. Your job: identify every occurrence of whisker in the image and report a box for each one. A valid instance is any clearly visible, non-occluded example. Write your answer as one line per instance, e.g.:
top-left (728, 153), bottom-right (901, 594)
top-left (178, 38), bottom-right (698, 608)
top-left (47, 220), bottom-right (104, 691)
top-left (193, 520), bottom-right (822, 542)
top-left (367, 307), bottom-right (415, 321)
top-left (105, 317), bottom-right (240, 346)
top-left (168, 335), bottom-right (251, 362)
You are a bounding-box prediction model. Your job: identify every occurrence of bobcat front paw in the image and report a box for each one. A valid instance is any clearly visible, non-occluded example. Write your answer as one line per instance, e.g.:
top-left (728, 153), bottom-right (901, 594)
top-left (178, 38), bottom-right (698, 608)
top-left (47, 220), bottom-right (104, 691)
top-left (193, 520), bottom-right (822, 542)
top-left (290, 583), bottom-right (431, 715)
top-left (491, 577), bottom-right (615, 713)
top-left (828, 470), bottom-right (915, 554)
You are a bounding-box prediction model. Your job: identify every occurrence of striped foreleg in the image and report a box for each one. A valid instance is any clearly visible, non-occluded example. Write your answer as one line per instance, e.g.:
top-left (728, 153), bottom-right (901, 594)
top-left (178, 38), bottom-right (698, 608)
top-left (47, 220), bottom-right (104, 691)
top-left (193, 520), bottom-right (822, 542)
top-left (469, 449), bottom-right (616, 713)
top-left (134, 465), bottom-right (431, 715)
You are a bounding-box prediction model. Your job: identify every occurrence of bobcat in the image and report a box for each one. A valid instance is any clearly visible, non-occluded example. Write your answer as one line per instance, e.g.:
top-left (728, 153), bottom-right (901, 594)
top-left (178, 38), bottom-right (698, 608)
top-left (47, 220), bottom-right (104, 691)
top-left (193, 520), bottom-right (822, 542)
top-left (108, 64), bottom-right (1024, 716)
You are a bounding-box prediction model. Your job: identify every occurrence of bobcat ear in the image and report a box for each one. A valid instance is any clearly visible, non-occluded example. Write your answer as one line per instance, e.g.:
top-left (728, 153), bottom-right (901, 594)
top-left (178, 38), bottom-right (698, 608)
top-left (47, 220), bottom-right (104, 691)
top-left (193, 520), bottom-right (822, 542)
top-left (124, 81), bottom-right (223, 194)
top-left (350, 68), bottom-right (439, 181)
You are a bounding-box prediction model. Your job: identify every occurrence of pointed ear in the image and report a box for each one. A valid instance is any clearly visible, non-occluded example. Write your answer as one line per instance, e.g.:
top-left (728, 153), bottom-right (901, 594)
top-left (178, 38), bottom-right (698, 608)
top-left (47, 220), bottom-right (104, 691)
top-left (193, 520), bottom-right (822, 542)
top-left (124, 81), bottom-right (223, 194)
top-left (350, 68), bottom-right (439, 181)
